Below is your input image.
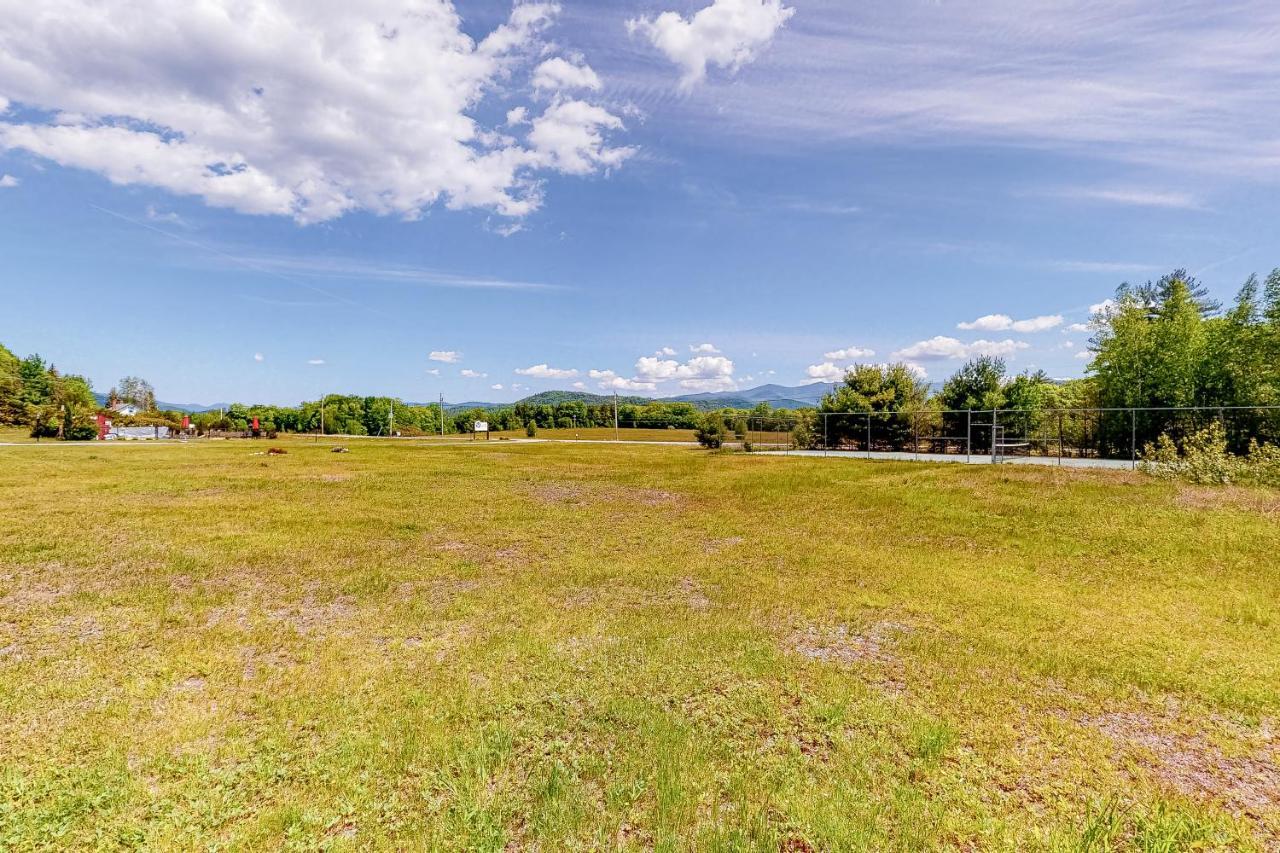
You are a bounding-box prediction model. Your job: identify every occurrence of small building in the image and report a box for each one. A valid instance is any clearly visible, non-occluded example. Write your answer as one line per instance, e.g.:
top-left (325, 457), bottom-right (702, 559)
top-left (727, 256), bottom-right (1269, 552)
top-left (110, 402), bottom-right (141, 417)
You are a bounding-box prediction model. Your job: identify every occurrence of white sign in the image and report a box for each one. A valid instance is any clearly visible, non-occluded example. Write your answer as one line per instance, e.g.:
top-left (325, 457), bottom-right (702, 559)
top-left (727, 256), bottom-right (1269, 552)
top-left (474, 421), bottom-right (489, 433)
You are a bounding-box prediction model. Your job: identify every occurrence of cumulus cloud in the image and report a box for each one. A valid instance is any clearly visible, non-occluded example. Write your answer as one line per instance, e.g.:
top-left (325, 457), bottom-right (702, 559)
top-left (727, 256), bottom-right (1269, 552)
top-left (589, 369), bottom-right (656, 392)
top-left (1064, 322), bottom-right (1091, 333)
top-left (822, 345), bottom-right (874, 360)
top-left (0, 1), bottom-right (631, 223)
top-left (532, 57), bottom-right (602, 92)
top-left (571, 381), bottom-right (586, 389)
top-left (491, 383), bottom-right (504, 390)
top-left (515, 363), bottom-right (579, 379)
top-left (1074, 350), bottom-right (1091, 360)
top-left (689, 342), bottom-right (721, 354)
top-left (628, 0), bottom-right (795, 91)
top-left (957, 313), bottom-right (1062, 333)
top-left (656, 346), bottom-right (677, 356)
top-left (526, 98), bottom-right (635, 175)
top-left (253, 352), bottom-right (264, 362)
top-left (586, 349), bottom-right (738, 393)
top-left (429, 351), bottom-right (462, 363)
top-left (0, 174), bottom-right (18, 188)
top-left (892, 336), bottom-right (1029, 361)
top-left (805, 362), bottom-right (845, 382)
top-left (460, 369), bottom-right (487, 378)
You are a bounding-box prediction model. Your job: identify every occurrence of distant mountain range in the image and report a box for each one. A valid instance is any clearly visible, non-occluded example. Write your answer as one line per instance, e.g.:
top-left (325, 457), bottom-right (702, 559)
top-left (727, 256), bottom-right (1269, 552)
top-left (441, 382), bottom-right (839, 412)
top-left (107, 382), bottom-right (845, 413)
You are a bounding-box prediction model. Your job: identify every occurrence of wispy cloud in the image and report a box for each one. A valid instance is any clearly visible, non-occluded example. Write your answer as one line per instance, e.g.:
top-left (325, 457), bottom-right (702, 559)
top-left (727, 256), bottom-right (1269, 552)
top-left (232, 254), bottom-right (564, 291)
top-left (614, 0), bottom-right (1280, 179)
top-left (1041, 186), bottom-right (1204, 210)
top-left (1049, 260), bottom-right (1160, 274)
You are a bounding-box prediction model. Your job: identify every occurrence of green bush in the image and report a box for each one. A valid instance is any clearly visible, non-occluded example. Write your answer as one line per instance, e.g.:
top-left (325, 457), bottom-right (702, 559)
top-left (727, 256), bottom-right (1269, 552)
top-left (694, 415), bottom-right (724, 449)
top-left (525, 421), bottom-right (537, 438)
top-left (1140, 422), bottom-right (1280, 486)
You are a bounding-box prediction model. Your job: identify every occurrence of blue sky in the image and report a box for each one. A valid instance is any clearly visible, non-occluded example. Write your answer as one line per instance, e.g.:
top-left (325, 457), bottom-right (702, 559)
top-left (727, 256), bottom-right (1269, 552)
top-left (2, 0), bottom-right (1278, 405)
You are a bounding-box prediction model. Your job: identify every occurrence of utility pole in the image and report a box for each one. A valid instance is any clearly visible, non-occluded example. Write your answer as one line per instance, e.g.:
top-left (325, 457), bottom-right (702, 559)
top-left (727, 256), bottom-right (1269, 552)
top-left (389, 400), bottom-right (394, 437)
top-left (613, 391), bottom-right (619, 442)
top-left (439, 394), bottom-right (445, 437)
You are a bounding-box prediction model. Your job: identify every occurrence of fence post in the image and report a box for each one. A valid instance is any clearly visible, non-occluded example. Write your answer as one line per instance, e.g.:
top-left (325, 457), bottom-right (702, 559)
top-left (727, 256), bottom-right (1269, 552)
top-left (991, 408), bottom-right (999, 463)
top-left (1131, 408), bottom-right (1137, 470)
top-left (966, 409), bottom-right (971, 464)
top-left (823, 414), bottom-right (828, 458)
top-left (866, 413), bottom-right (872, 460)
top-left (1058, 410), bottom-right (1064, 466)
top-left (913, 411), bottom-right (919, 461)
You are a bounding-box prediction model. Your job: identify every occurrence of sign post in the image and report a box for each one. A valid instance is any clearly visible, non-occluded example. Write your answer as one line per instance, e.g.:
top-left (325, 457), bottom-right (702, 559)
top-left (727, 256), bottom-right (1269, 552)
top-left (474, 420), bottom-right (489, 441)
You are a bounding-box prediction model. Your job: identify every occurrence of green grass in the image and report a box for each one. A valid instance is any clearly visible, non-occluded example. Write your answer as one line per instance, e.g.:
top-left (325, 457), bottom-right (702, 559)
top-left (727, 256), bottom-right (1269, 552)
top-left (1, 440), bottom-right (1277, 849)
top-left (491, 427), bottom-right (700, 442)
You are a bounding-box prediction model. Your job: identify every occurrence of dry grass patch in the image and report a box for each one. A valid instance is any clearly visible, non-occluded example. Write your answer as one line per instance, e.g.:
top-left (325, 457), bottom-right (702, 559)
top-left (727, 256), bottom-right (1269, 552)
top-left (1086, 709), bottom-right (1280, 830)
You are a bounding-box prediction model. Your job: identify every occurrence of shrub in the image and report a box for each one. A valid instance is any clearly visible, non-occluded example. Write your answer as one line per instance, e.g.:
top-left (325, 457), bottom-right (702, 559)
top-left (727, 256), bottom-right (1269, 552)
top-left (1140, 421), bottom-right (1280, 486)
top-left (526, 421), bottom-right (537, 438)
top-left (694, 415), bottom-right (725, 449)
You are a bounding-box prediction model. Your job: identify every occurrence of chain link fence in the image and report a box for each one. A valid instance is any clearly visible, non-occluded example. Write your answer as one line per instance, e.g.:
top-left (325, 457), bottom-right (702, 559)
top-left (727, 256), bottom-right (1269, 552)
top-left (749, 406), bottom-right (1280, 467)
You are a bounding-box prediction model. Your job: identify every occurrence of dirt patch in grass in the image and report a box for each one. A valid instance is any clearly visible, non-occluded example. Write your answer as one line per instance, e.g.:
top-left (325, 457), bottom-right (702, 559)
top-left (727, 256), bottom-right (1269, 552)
top-left (789, 620), bottom-right (912, 666)
top-left (1086, 710), bottom-right (1280, 830)
top-left (267, 594), bottom-right (357, 635)
top-left (526, 482), bottom-right (590, 504)
top-left (677, 576), bottom-right (711, 611)
top-left (1, 583), bottom-right (70, 609)
top-left (561, 577), bottom-right (714, 612)
top-left (787, 620), bottom-right (913, 695)
top-left (397, 578), bottom-right (481, 607)
top-left (1174, 485), bottom-right (1280, 514)
top-left (612, 486), bottom-right (684, 507)
top-left (703, 536), bottom-right (745, 554)
top-left (239, 646), bottom-right (295, 680)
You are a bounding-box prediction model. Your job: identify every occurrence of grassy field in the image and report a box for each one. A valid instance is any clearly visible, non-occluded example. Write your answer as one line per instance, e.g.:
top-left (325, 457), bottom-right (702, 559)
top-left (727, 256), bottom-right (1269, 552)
top-left (1, 440), bottom-right (1277, 850)
top-left (489, 427), bottom-right (700, 443)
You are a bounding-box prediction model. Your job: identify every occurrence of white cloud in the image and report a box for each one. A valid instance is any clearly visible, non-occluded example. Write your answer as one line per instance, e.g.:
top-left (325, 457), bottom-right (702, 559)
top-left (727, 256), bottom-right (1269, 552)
top-left (1064, 322), bottom-right (1091, 333)
top-left (588, 369), bottom-right (656, 392)
top-left (689, 342), bottom-right (721, 354)
top-left (892, 336), bottom-right (1029, 361)
top-left (0, 174), bottom-right (18, 188)
top-left (571, 381), bottom-right (586, 389)
top-left (426, 368), bottom-right (440, 376)
top-left (145, 204), bottom-right (185, 225)
top-left (460, 369), bottom-right (487, 379)
top-left (307, 358), bottom-right (325, 366)
top-left (957, 313), bottom-right (1062, 333)
top-left (628, 0), bottom-right (796, 91)
top-left (1051, 261), bottom-right (1158, 274)
top-left (526, 98), bottom-right (635, 176)
top-left (0, 1), bottom-right (631, 223)
top-left (1049, 186), bottom-right (1202, 210)
top-left (1090, 299), bottom-right (1118, 315)
top-left (805, 362), bottom-right (845, 382)
top-left (1074, 350), bottom-right (1091, 360)
top-left (491, 383), bottom-right (504, 390)
top-left (515, 363), bottom-right (579, 379)
top-left (253, 352), bottom-right (264, 362)
top-left (656, 346), bottom-right (677, 356)
top-left (822, 345), bottom-right (874, 360)
top-left (532, 57), bottom-right (602, 92)
top-left (429, 351), bottom-right (461, 363)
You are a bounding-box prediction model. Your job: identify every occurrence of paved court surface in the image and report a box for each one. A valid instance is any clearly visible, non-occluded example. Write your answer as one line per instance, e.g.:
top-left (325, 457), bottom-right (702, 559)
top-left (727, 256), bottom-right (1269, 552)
top-left (757, 448), bottom-right (1136, 469)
